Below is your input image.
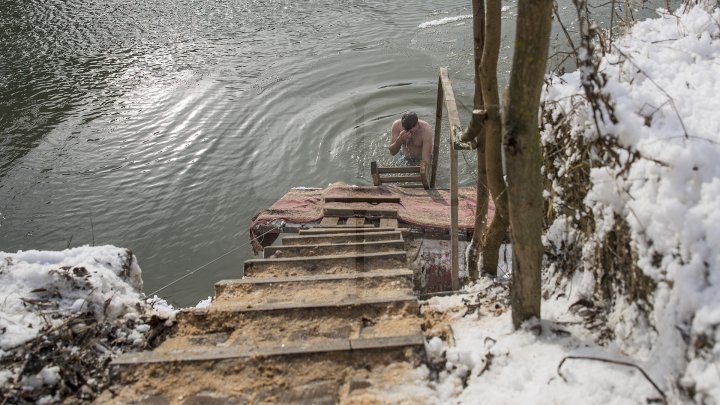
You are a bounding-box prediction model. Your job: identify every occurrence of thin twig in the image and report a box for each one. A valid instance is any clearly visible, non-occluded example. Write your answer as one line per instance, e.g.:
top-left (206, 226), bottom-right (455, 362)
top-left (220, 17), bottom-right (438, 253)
top-left (557, 355), bottom-right (666, 402)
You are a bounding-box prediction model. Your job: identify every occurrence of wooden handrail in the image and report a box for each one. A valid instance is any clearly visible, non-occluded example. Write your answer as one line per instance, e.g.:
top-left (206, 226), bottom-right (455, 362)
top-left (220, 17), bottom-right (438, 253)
top-left (432, 67), bottom-right (461, 291)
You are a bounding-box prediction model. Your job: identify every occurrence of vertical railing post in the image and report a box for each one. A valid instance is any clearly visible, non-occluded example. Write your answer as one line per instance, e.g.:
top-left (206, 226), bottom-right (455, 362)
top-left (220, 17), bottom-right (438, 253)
top-left (430, 77), bottom-right (443, 188)
top-left (439, 68), bottom-right (461, 291)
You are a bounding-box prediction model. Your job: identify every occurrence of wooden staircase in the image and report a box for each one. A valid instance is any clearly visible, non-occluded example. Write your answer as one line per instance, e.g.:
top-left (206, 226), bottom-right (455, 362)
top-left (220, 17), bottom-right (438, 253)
top-left (103, 211), bottom-right (426, 404)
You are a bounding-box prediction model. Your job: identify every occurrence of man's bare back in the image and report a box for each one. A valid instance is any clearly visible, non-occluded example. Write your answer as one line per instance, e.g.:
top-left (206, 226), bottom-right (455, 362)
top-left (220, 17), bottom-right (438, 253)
top-left (388, 112), bottom-right (432, 163)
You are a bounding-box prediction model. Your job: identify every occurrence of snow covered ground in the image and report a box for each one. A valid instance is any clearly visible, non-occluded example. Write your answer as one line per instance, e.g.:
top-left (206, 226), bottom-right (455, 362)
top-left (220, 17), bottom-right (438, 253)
top-left (539, 3), bottom-right (720, 403)
top-left (0, 246), bottom-right (175, 403)
top-left (1, 3), bottom-right (719, 404)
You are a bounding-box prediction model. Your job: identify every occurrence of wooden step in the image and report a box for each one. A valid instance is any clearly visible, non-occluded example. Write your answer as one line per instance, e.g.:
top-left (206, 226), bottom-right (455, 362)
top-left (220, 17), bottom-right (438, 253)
top-left (297, 227), bottom-right (399, 235)
top-left (172, 295), bottom-right (420, 344)
top-left (244, 251), bottom-right (406, 277)
top-left (214, 270), bottom-right (414, 305)
top-left (324, 196), bottom-right (401, 204)
top-left (264, 240), bottom-right (405, 258)
top-left (112, 333), bottom-right (424, 366)
top-left (105, 346), bottom-right (424, 405)
top-left (282, 230), bottom-right (402, 246)
top-left (107, 333), bottom-right (425, 405)
top-left (314, 224), bottom-right (376, 229)
top-left (322, 207), bottom-right (398, 218)
top-left (377, 175), bottom-right (423, 183)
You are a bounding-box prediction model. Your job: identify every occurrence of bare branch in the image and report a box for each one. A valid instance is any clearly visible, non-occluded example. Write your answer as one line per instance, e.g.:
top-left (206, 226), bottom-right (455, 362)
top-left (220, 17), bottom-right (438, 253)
top-left (557, 355), bottom-right (666, 403)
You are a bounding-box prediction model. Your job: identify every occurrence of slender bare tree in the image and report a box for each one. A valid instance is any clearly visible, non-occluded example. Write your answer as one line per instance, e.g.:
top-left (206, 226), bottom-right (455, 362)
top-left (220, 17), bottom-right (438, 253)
top-left (461, 0), bottom-right (507, 279)
top-left (463, 0), bottom-right (488, 279)
top-left (479, 0), bottom-right (508, 277)
top-left (503, 0), bottom-right (553, 328)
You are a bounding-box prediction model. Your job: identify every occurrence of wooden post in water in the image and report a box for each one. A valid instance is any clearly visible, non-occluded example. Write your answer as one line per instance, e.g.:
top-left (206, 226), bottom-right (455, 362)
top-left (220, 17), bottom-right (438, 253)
top-left (440, 68), bottom-right (461, 291)
top-left (431, 78), bottom-right (443, 188)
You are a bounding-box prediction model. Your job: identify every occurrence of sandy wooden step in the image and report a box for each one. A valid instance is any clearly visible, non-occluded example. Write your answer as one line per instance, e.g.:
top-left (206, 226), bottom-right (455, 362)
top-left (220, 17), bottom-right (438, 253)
top-left (264, 239), bottom-right (404, 258)
top-left (112, 333), bottom-right (424, 366)
top-left (171, 295), bottom-right (419, 346)
top-left (176, 294), bottom-right (419, 331)
top-left (281, 230), bottom-right (402, 246)
top-left (244, 251), bottom-right (406, 277)
top-left (298, 227), bottom-right (399, 235)
top-left (104, 339), bottom-right (425, 405)
top-left (214, 270), bottom-right (414, 305)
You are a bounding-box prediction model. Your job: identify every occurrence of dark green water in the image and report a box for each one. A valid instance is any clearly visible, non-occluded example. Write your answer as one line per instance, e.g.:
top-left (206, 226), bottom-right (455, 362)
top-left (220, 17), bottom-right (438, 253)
top-left (0, 0), bottom-right (674, 306)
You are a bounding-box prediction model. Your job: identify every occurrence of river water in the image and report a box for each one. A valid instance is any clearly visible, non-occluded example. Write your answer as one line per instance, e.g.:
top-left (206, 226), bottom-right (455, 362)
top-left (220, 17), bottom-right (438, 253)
top-left (0, 0), bottom-right (674, 306)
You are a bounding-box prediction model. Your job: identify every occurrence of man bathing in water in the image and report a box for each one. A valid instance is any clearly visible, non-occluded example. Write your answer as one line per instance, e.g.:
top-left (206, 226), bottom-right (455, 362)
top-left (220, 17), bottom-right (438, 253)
top-left (388, 111), bottom-right (432, 165)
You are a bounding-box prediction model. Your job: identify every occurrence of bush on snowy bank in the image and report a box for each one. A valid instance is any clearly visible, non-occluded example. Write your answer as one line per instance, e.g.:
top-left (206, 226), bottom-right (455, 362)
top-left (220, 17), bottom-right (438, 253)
top-left (541, 4), bottom-right (720, 402)
top-left (0, 246), bottom-right (176, 403)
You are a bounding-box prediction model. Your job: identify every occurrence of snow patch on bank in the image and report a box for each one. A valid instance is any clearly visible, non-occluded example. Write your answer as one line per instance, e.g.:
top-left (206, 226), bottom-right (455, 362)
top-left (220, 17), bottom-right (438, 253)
top-left (0, 246), bottom-right (178, 402)
top-left (0, 246), bottom-right (149, 354)
top-left (542, 4), bottom-right (720, 403)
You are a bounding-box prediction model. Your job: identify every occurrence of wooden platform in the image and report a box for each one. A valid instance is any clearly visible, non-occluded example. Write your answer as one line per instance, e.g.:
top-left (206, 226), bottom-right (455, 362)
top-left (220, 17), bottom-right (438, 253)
top-left (249, 183), bottom-right (483, 254)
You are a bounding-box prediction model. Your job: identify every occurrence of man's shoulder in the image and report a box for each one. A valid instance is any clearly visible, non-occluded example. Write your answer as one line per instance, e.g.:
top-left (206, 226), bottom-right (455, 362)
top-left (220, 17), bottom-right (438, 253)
top-left (391, 119), bottom-right (402, 132)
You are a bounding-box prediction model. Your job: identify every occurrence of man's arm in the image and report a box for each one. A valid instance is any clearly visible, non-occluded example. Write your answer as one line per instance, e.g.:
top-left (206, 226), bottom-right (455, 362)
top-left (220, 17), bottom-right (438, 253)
top-left (388, 120), bottom-right (408, 156)
top-left (421, 125), bottom-right (433, 163)
top-left (422, 137), bottom-right (432, 163)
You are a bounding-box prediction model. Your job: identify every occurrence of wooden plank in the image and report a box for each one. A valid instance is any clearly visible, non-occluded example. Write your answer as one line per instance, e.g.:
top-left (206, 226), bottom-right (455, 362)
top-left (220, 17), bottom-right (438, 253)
top-left (379, 218), bottom-right (398, 228)
top-left (316, 224), bottom-right (374, 228)
top-left (345, 217), bottom-right (366, 226)
top-left (441, 67), bottom-right (461, 291)
top-left (244, 251), bottom-right (407, 276)
top-left (371, 161), bottom-right (381, 186)
top-left (379, 175), bottom-right (423, 183)
top-left (187, 295), bottom-right (418, 315)
top-left (431, 76), bottom-right (443, 188)
top-left (376, 166), bottom-right (421, 174)
top-left (420, 160), bottom-right (429, 189)
top-left (320, 216), bottom-right (339, 226)
top-left (282, 230), bottom-right (402, 245)
top-left (324, 196), bottom-right (401, 204)
top-left (323, 207), bottom-right (397, 218)
top-left (216, 269), bottom-right (414, 288)
top-left (112, 331), bottom-right (424, 367)
top-left (111, 339), bottom-right (352, 366)
top-left (298, 227), bottom-right (399, 235)
top-left (246, 251), bottom-right (405, 266)
top-left (440, 68), bottom-right (462, 134)
top-left (349, 334), bottom-right (425, 350)
top-left (264, 239), bottom-right (405, 258)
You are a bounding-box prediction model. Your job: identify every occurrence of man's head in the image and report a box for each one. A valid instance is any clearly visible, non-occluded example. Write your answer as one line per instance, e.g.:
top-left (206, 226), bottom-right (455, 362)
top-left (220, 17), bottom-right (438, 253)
top-left (401, 111), bottom-right (419, 131)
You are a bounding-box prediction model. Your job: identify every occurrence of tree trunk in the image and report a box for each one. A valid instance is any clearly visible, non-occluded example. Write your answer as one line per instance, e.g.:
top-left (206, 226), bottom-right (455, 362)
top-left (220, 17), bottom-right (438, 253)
top-left (459, 0), bottom-right (486, 145)
top-left (465, 0), bottom-right (488, 280)
top-left (479, 0), bottom-right (507, 278)
top-left (503, 0), bottom-right (553, 329)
